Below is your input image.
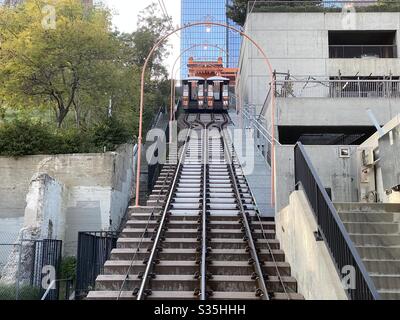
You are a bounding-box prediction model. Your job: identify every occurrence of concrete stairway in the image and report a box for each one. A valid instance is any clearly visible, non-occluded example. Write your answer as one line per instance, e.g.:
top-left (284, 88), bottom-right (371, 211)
top-left (87, 208), bottom-right (303, 300)
top-left (336, 203), bottom-right (400, 300)
top-left (86, 161), bottom-right (304, 300)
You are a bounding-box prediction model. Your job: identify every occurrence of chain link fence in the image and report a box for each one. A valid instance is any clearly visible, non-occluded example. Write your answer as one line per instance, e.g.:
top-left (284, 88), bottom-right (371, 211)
top-left (0, 232), bottom-right (63, 300)
top-left (0, 232), bottom-right (25, 300)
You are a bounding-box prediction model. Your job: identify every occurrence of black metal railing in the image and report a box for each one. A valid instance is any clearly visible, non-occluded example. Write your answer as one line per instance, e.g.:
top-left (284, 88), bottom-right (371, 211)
top-left (294, 142), bottom-right (380, 300)
top-left (31, 239), bottom-right (63, 300)
top-left (75, 231), bottom-right (118, 299)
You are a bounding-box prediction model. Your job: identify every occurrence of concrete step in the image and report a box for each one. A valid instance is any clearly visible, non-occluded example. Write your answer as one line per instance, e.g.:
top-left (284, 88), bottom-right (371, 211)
top-left (363, 259), bottom-right (400, 274)
top-left (356, 246), bottom-right (400, 260)
top-left (209, 249), bottom-right (286, 262)
top-left (350, 234), bottom-right (400, 246)
top-left (110, 248), bottom-right (285, 262)
top-left (116, 237), bottom-right (281, 250)
top-left (86, 290), bottom-right (304, 300)
top-left (129, 213), bottom-right (245, 221)
top-left (128, 207), bottom-right (162, 214)
top-left (95, 274), bottom-right (297, 292)
top-left (117, 238), bottom-right (198, 249)
top-left (344, 222), bottom-right (400, 234)
top-left (124, 220), bottom-right (275, 230)
top-left (371, 274), bottom-right (400, 290)
top-left (339, 211), bottom-right (400, 223)
top-left (378, 289), bottom-right (400, 300)
top-left (102, 260), bottom-right (291, 276)
top-left (120, 228), bottom-right (275, 239)
top-left (335, 203), bottom-right (400, 214)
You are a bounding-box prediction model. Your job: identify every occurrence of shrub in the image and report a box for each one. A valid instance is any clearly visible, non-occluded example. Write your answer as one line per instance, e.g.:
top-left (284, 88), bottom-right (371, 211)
top-left (60, 256), bottom-right (77, 282)
top-left (52, 128), bottom-right (96, 154)
top-left (0, 120), bottom-right (57, 156)
top-left (90, 117), bottom-right (131, 152)
top-left (0, 284), bottom-right (41, 300)
top-left (0, 118), bottom-right (131, 156)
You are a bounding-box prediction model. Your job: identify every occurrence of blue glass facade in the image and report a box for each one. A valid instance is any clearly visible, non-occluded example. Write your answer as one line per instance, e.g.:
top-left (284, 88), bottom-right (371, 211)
top-left (180, 0), bottom-right (241, 78)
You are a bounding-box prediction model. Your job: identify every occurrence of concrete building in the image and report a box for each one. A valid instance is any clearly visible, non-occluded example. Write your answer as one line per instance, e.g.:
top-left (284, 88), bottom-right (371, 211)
top-left (236, 3), bottom-right (400, 299)
top-left (237, 6), bottom-right (400, 209)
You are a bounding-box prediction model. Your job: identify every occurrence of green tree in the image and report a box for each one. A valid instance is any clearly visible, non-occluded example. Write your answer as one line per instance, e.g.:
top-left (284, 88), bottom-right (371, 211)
top-left (0, 0), bottom-right (173, 157)
top-left (227, 1), bottom-right (323, 26)
top-left (0, 0), bottom-right (118, 127)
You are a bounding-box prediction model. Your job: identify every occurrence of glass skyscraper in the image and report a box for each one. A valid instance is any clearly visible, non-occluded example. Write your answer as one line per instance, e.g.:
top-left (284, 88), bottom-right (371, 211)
top-left (180, 0), bottom-right (241, 79)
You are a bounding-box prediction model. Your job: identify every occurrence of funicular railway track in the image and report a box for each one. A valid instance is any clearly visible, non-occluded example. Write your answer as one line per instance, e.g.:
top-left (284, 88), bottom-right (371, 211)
top-left (87, 113), bottom-right (303, 301)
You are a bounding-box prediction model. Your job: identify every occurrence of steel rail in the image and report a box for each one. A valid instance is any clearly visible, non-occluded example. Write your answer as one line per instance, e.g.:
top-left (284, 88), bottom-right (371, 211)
top-left (221, 115), bottom-right (289, 298)
top-left (190, 113), bottom-right (212, 300)
top-left (117, 158), bottom-right (174, 300)
top-left (200, 118), bottom-right (208, 300)
top-left (219, 114), bottom-right (270, 300)
top-left (136, 115), bottom-right (193, 300)
top-left (234, 152), bottom-right (290, 300)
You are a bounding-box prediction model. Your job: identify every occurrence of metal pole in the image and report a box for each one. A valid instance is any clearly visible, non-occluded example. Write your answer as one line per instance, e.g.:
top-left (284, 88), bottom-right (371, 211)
top-left (15, 241), bottom-right (22, 300)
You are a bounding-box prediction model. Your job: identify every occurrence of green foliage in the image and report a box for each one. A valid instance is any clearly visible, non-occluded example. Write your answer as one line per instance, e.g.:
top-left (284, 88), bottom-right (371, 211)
top-left (0, 117), bottom-right (131, 156)
top-left (0, 120), bottom-right (57, 156)
top-left (91, 117), bottom-right (131, 152)
top-left (0, 284), bottom-right (41, 300)
top-left (60, 256), bottom-right (77, 282)
top-left (227, 1), bottom-right (400, 26)
top-left (0, 0), bottom-right (172, 136)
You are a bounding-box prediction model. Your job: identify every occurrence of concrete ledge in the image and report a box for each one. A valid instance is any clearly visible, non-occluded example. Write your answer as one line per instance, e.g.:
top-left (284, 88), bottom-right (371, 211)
top-left (276, 190), bottom-right (348, 300)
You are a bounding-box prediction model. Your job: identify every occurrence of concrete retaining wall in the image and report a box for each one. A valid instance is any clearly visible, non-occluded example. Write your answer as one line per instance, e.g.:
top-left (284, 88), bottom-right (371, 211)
top-left (277, 190), bottom-right (348, 300)
top-left (0, 144), bottom-right (135, 256)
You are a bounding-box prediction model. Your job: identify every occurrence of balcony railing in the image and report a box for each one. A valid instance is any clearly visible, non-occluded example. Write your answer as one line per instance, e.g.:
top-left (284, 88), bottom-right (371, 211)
top-left (247, 1), bottom-right (400, 13)
top-left (275, 79), bottom-right (400, 98)
top-left (329, 45), bottom-right (397, 59)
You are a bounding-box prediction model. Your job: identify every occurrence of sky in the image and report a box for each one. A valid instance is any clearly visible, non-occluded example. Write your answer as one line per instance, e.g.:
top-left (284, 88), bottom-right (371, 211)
top-left (101, 0), bottom-right (181, 76)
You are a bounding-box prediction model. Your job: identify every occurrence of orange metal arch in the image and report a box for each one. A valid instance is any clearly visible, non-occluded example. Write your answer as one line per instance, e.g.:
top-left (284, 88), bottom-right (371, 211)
top-left (135, 21), bottom-right (276, 208)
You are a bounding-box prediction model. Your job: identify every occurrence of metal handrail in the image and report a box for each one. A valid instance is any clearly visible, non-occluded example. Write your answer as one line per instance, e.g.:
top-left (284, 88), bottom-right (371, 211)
top-left (136, 117), bottom-right (193, 300)
top-left (294, 142), bottom-right (380, 300)
top-left (220, 114), bottom-right (269, 300)
top-left (274, 79), bottom-right (400, 98)
top-left (242, 107), bottom-right (281, 145)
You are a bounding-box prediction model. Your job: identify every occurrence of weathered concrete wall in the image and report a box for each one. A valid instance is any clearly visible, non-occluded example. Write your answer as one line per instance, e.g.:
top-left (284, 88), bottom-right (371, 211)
top-left (239, 11), bottom-right (400, 111)
top-left (275, 144), bottom-right (359, 213)
top-left (277, 190), bottom-right (348, 300)
top-left (0, 144), bottom-right (135, 256)
top-left (0, 174), bottom-right (66, 284)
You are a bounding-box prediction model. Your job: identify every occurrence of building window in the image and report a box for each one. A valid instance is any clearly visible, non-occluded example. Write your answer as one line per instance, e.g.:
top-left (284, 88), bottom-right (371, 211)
top-left (329, 31), bottom-right (397, 59)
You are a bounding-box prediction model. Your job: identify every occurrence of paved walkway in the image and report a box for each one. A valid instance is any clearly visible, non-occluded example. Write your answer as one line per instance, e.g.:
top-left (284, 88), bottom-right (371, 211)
top-left (228, 110), bottom-right (274, 217)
